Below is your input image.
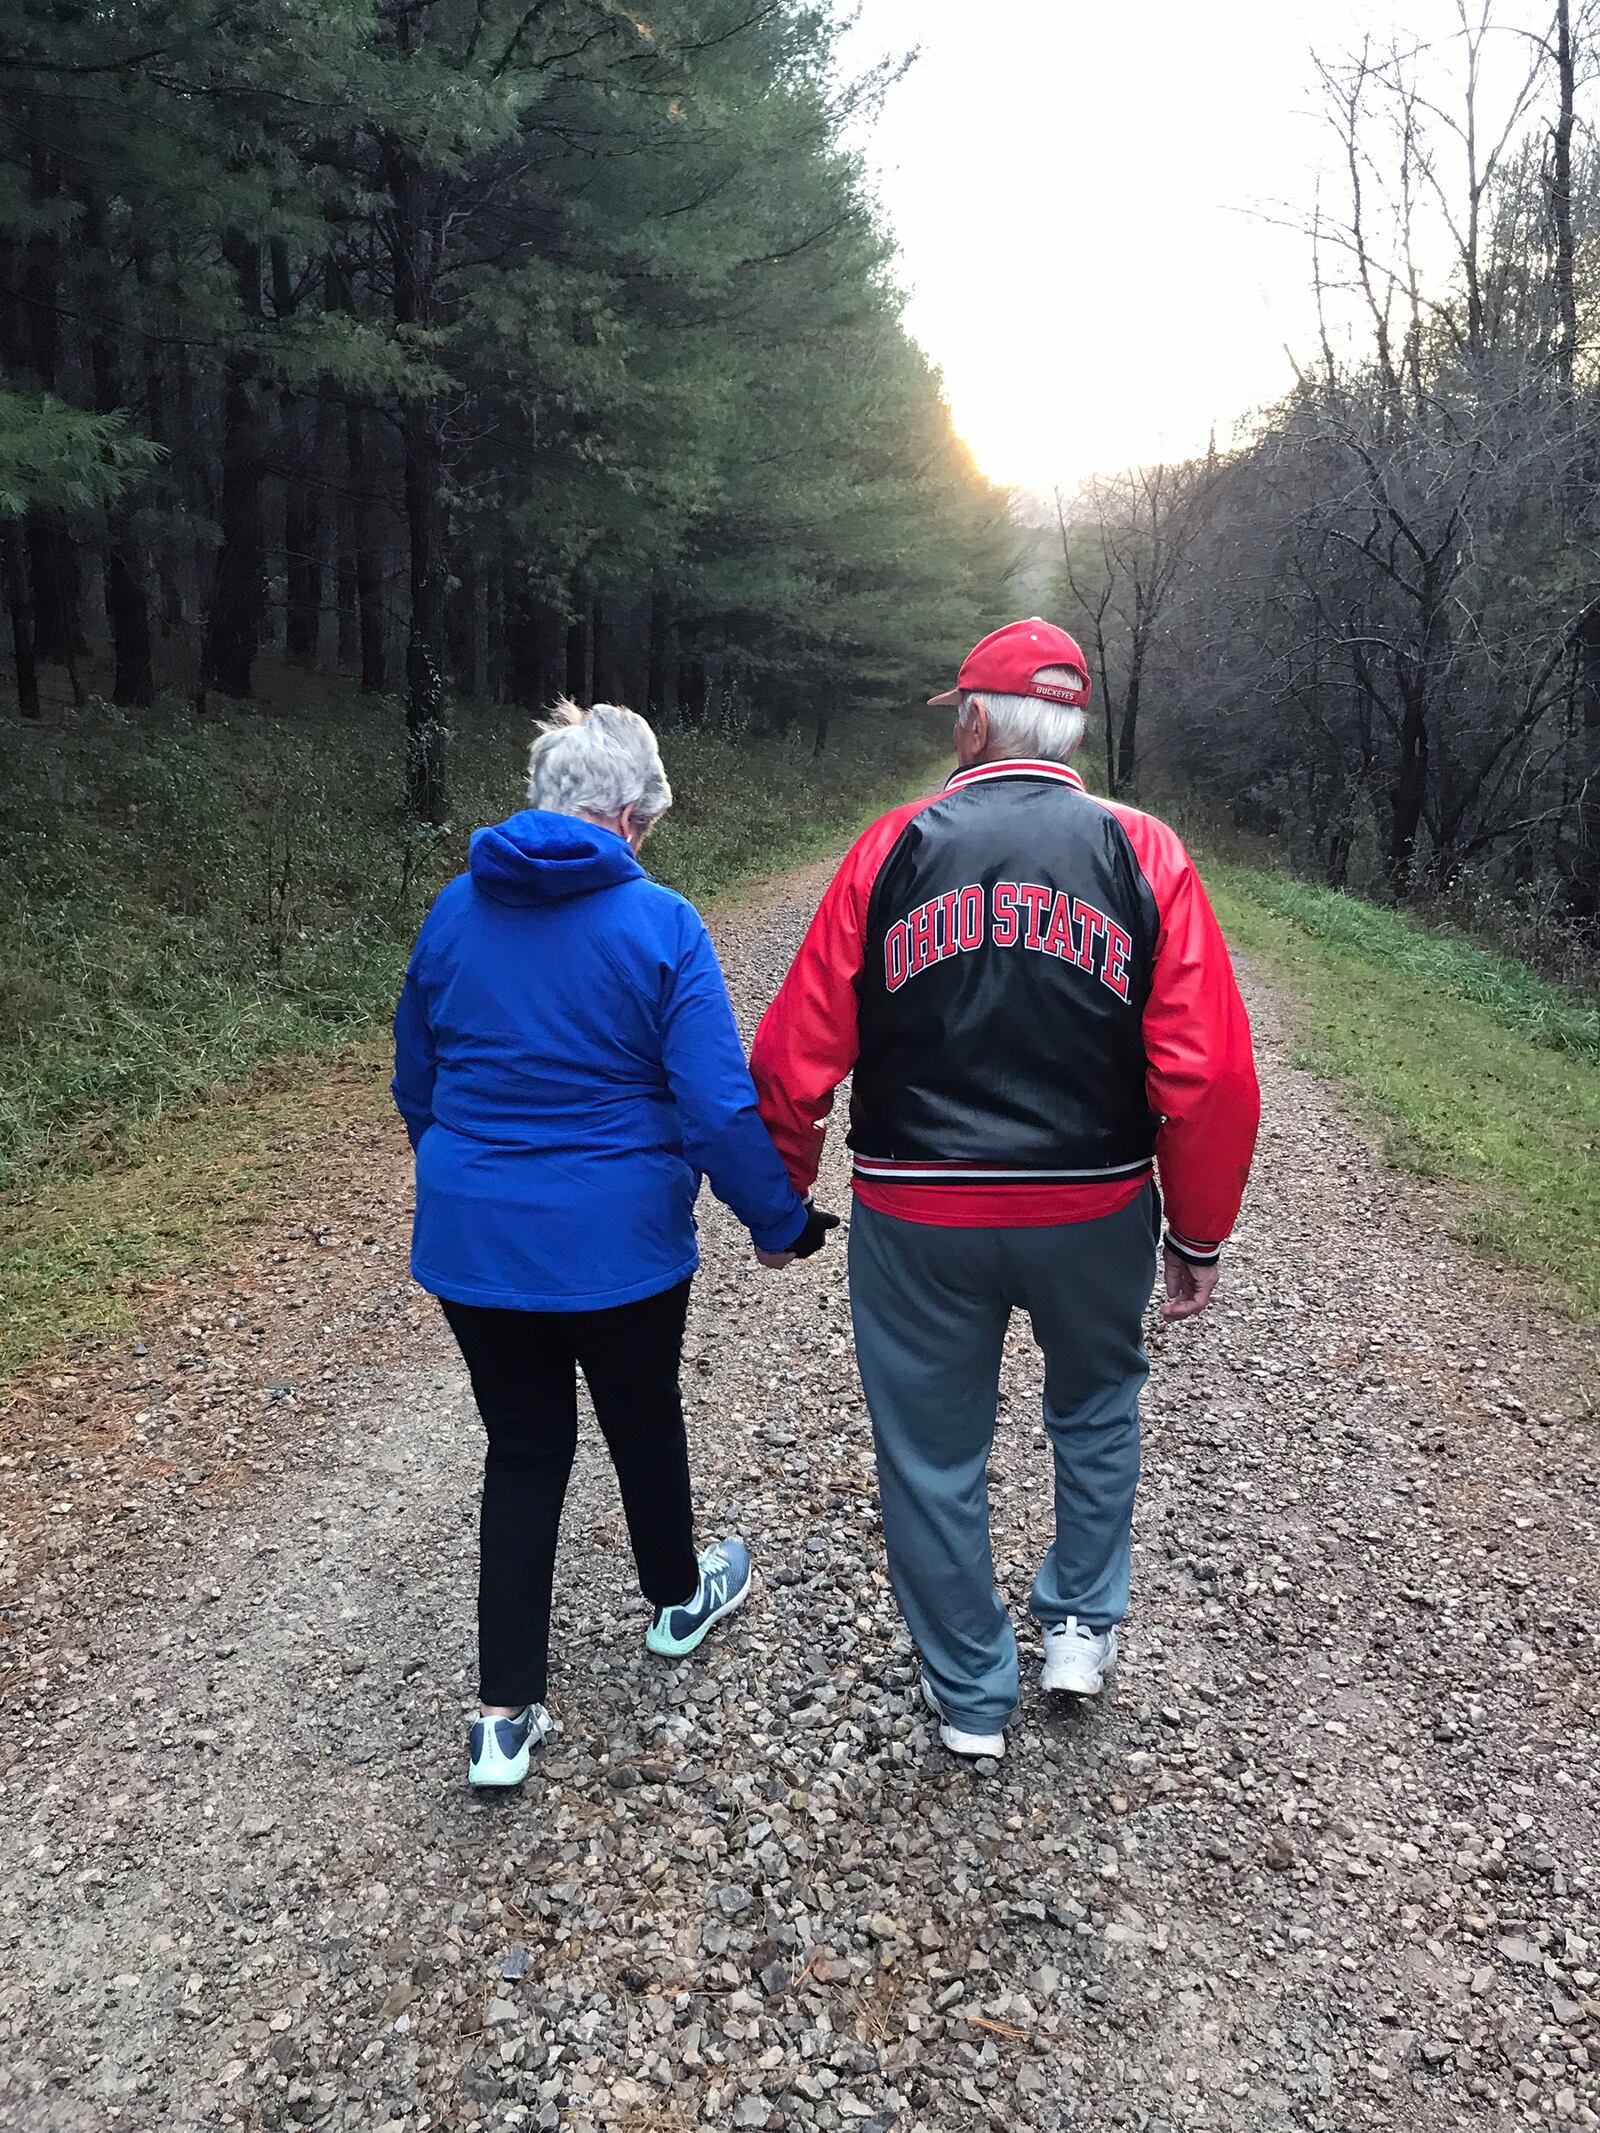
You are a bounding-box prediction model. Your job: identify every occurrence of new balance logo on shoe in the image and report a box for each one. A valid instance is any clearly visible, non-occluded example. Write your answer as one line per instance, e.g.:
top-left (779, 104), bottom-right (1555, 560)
top-left (645, 1538), bottom-right (752, 1659)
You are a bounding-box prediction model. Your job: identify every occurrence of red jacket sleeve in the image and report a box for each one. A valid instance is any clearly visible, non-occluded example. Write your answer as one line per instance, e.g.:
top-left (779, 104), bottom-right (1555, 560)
top-left (1106, 805), bottom-right (1261, 1258)
top-left (750, 795), bottom-right (934, 1195)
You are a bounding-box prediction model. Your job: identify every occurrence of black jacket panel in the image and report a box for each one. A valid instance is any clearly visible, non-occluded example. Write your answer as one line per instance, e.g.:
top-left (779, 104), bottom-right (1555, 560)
top-left (849, 774), bottom-right (1161, 1178)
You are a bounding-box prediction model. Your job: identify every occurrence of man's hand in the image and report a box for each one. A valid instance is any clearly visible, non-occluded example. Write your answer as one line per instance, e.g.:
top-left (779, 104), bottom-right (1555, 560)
top-left (1162, 1244), bottom-right (1220, 1322)
top-left (755, 1203), bottom-right (839, 1270)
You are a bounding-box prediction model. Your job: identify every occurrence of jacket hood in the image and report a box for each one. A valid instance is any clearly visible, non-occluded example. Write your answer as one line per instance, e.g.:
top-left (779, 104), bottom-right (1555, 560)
top-left (469, 809), bottom-right (644, 905)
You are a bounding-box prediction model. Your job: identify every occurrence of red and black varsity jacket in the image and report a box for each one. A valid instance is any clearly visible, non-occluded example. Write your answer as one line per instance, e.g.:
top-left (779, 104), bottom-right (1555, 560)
top-left (749, 758), bottom-right (1260, 1259)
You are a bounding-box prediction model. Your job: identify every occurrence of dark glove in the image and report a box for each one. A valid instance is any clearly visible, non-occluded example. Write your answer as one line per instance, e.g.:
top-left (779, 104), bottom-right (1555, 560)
top-left (790, 1204), bottom-right (841, 1259)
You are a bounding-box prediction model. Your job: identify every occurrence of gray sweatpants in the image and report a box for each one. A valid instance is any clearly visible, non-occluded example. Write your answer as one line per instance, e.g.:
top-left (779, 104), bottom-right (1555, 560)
top-left (848, 1187), bottom-right (1158, 1733)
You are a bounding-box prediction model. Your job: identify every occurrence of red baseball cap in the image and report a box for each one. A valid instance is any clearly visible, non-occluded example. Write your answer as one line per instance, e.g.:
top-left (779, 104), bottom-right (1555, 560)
top-left (927, 618), bottom-right (1092, 710)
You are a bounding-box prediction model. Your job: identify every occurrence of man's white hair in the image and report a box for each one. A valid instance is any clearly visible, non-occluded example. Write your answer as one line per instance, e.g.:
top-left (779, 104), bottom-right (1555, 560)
top-left (959, 666), bottom-right (1087, 764)
top-left (527, 699), bottom-right (673, 826)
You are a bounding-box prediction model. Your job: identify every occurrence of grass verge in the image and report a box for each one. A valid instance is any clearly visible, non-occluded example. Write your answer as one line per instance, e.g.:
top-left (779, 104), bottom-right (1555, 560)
top-left (0, 695), bottom-right (947, 1385)
top-left (0, 1049), bottom-right (394, 1389)
top-left (1207, 860), bottom-right (1600, 1319)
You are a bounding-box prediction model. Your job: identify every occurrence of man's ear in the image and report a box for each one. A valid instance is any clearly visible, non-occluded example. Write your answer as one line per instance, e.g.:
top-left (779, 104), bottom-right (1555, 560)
top-left (955, 699), bottom-right (987, 763)
top-left (618, 801), bottom-right (640, 847)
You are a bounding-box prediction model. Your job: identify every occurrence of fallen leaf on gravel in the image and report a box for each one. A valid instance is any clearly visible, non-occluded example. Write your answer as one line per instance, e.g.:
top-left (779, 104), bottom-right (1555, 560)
top-left (967, 2014), bottom-right (1033, 2043)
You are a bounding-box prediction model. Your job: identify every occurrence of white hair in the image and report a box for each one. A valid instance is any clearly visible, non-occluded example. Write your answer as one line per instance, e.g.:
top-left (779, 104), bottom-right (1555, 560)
top-left (959, 666), bottom-right (1087, 764)
top-left (526, 699), bottom-right (673, 827)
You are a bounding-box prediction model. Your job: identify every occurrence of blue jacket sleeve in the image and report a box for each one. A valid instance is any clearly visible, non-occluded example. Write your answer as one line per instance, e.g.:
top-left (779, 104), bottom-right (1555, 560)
top-left (391, 942), bottom-right (437, 1152)
top-left (661, 910), bottom-right (809, 1253)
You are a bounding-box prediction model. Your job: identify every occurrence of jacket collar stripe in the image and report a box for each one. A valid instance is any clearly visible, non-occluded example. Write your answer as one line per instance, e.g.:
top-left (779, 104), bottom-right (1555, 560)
top-left (944, 758), bottom-right (1086, 794)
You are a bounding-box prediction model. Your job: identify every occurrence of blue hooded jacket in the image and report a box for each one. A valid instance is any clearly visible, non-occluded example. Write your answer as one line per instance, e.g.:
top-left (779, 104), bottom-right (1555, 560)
top-left (391, 810), bottom-right (808, 1311)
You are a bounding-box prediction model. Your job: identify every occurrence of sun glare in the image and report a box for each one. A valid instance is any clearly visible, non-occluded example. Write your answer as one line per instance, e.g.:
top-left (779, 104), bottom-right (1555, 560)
top-left (943, 373), bottom-right (1200, 502)
top-left (949, 401), bottom-right (1058, 495)
top-left (847, 1), bottom-right (1329, 501)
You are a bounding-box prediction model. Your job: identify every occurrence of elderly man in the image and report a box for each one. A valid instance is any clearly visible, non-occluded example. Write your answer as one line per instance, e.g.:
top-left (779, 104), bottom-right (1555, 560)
top-left (751, 619), bottom-right (1260, 1761)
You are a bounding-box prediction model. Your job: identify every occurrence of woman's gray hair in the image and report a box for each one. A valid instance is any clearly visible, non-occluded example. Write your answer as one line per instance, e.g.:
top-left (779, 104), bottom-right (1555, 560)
top-left (526, 699), bottom-right (673, 827)
top-left (959, 666), bottom-right (1087, 764)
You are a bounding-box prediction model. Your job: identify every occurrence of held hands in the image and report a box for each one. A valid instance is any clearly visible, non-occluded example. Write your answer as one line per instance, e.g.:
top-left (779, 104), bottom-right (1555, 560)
top-left (755, 1203), bottom-right (840, 1271)
top-left (1161, 1242), bottom-right (1220, 1322)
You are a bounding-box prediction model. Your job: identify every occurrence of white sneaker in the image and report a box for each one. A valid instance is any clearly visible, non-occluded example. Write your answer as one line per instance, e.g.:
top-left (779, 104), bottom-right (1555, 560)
top-left (1041, 1619), bottom-right (1118, 1696)
top-left (468, 1702), bottom-right (557, 1787)
top-left (921, 1675), bottom-right (1006, 1761)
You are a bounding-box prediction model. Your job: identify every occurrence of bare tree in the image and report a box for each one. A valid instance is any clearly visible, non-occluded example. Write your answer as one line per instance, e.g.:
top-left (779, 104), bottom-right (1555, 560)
top-left (1056, 460), bottom-right (1214, 797)
top-left (1057, 0), bottom-right (1600, 956)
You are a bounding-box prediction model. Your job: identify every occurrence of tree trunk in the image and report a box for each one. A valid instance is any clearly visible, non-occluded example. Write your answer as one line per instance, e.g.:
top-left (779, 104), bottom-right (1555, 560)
top-left (286, 371), bottom-right (339, 671)
top-left (388, 128), bottom-right (448, 823)
top-left (22, 179), bottom-right (84, 665)
top-left (1326, 821), bottom-right (1353, 891)
top-left (204, 240), bottom-right (267, 699)
top-left (1385, 675), bottom-right (1430, 898)
top-left (465, 573), bottom-right (484, 700)
top-left (1552, 0), bottom-right (1578, 393)
top-left (566, 604), bottom-right (589, 701)
top-left (1115, 651), bottom-right (1141, 795)
top-left (324, 252), bottom-right (362, 677)
top-left (171, 342), bottom-right (208, 672)
top-left (504, 568), bottom-right (532, 704)
top-left (284, 459), bottom-right (323, 667)
top-left (447, 559), bottom-right (483, 699)
top-left (270, 240), bottom-right (314, 667)
top-left (646, 588), bottom-right (673, 721)
top-left (1570, 612), bottom-right (1600, 916)
top-left (508, 580), bottom-right (560, 706)
top-left (402, 400), bottom-right (448, 821)
top-left (282, 462), bottom-right (316, 663)
top-left (158, 562), bottom-right (183, 641)
top-left (485, 559), bottom-right (507, 702)
top-left (677, 643), bottom-right (707, 726)
top-left (203, 347), bottom-right (265, 696)
top-left (590, 592), bottom-right (608, 701)
top-left (26, 520), bottom-right (82, 665)
top-left (141, 295), bottom-right (186, 646)
top-left (504, 573), bottom-right (532, 703)
top-left (1080, 610), bottom-right (1115, 794)
top-left (345, 403), bottom-right (386, 693)
top-left (335, 490), bottom-right (359, 667)
top-left (83, 202), bottom-right (154, 706)
top-left (103, 547), bottom-right (155, 707)
top-left (1, 522), bottom-right (41, 718)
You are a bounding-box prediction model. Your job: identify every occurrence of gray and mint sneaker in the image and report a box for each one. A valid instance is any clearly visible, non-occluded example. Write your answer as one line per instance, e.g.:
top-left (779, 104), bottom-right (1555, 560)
top-left (468, 1702), bottom-right (556, 1788)
top-left (645, 1538), bottom-right (752, 1658)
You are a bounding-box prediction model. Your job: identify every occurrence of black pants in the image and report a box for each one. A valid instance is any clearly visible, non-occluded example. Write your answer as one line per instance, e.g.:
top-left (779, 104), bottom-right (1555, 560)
top-left (441, 1280), bottom-right (699, 1708)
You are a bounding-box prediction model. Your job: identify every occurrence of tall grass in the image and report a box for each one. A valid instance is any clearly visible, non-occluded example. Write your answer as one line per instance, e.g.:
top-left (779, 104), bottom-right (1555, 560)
top-left (1211, 865), bottom-right (1599, 1064)
top-left (1209, 860), bottom-right (1600, 1320)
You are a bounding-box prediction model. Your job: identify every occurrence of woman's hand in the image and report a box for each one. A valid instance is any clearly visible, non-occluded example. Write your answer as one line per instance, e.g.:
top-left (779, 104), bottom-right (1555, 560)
top-left (755, 1203), bottom-right (839, 1269)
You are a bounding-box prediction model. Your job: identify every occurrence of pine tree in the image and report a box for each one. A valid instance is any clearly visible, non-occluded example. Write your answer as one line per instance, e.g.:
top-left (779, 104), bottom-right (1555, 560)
top-left (0, 0), bottom-right (1009, 803)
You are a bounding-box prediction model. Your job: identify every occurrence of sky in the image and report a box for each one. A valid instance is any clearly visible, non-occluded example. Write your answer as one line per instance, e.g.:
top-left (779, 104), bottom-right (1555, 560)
top-left (837, 0), bottom-right (1553, 495)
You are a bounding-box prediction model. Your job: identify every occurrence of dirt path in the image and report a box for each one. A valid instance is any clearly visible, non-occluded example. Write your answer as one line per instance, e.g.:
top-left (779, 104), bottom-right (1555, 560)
top-left (1, 857), bottom-right (1596, 2133)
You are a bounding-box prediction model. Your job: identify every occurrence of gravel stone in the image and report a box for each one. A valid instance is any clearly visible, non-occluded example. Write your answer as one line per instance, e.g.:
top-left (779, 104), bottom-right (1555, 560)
top-left (0, 855), bottom-right (1595, 2133)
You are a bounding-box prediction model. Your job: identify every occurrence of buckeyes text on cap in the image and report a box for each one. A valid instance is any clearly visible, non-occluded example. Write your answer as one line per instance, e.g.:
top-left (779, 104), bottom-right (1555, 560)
top-left (927, 618), bottom-right (1092, 710)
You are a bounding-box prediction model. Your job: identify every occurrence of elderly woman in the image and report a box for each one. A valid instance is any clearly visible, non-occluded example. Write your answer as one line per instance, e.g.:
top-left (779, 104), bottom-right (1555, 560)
top-left (392, 701), bottom-right (834, 1786)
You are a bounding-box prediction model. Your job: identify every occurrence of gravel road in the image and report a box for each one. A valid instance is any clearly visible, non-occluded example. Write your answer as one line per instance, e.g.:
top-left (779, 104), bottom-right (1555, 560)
top-left (1, 855), bottom-right (1596, 2133)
